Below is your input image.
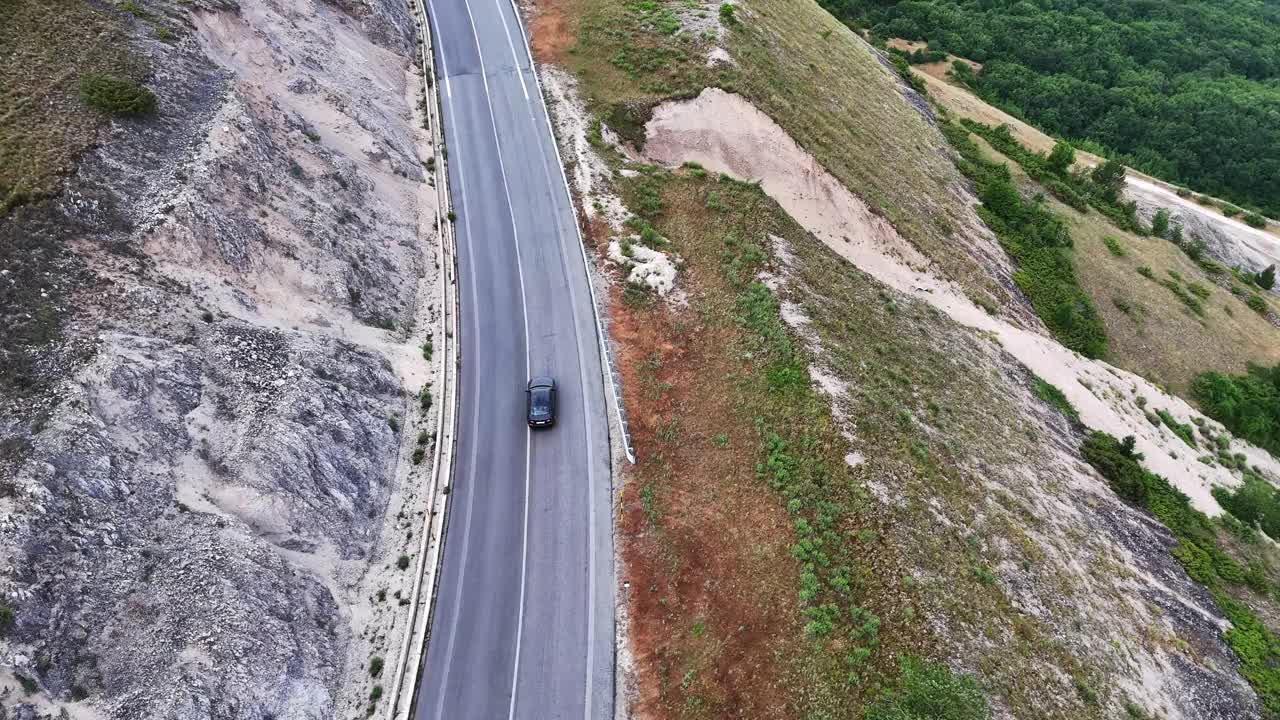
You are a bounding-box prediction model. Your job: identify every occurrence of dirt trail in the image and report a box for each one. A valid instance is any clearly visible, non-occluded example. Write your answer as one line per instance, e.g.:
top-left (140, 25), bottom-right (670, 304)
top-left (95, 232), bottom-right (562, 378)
top-left (643, 88), bottom-right (1280, 516)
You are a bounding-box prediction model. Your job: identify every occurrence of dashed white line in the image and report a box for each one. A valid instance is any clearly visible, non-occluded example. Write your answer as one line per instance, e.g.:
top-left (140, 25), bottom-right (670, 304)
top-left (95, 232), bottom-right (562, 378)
top-left (455, 1), bottom-right (537, 718)
top-left (426, 1), bottom-right (534, 718)
top-left (492, 0), bottom-right (607, 716)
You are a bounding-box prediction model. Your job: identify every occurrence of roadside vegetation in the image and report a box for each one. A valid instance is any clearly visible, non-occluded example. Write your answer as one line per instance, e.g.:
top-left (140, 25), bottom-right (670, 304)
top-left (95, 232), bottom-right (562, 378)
top-left (820, 0), bottom-right (1280, 219)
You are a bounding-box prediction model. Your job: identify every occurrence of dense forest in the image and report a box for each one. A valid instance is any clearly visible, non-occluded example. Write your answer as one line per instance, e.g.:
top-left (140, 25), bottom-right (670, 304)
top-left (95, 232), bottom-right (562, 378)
top-left (819, 0), bottom-right (1280, 217)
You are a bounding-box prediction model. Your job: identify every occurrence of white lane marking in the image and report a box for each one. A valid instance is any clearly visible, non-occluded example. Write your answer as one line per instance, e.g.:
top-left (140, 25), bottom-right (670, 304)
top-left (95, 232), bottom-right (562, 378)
top-left (491, 2), bottom-right (601, 712)
top-left (457, 0), bottom-right (536, 718)
top-left (488, 0), bottom-right (529, 100)
top-left (431, 8), bottom-right (454, 98)
top-left (427, 1), bottom-right (533, 718)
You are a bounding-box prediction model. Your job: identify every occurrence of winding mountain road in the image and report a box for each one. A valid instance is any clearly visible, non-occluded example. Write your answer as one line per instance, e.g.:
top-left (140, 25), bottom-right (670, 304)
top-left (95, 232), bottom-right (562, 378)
top-left (412, 0), bottom-right (614, 718)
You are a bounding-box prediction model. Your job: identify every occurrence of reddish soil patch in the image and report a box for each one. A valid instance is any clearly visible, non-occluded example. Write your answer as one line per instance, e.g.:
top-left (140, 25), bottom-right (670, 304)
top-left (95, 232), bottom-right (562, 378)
top-left (525, 0), bottom-right (575, 64)
top-left (597, 193), bottom-right (802, 718)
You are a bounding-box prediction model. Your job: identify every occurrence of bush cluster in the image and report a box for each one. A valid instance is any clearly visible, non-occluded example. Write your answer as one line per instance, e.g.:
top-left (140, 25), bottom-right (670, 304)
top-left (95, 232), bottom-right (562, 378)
top-left (943, 122), bottom-right (1107, 358)
top-left (1192, 364), bottom-right (1280, 456)
top-left (79, 73), bottom-right (156, 115)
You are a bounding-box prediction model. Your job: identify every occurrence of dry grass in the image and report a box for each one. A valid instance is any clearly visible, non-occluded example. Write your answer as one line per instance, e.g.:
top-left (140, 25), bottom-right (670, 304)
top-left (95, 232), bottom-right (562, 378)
top-left (971, 135), bottom-right (1280, 395)
top-left (0, 0), bottom-right (143, 214)
top-left (552, 0), bottom-right (1015, 311)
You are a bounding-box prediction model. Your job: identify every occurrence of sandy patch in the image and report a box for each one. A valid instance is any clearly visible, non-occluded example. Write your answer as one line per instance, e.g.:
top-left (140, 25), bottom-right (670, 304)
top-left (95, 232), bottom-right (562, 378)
top-left (642, 88), bottom-right (1280, 516)
top-left (608, 238), bottom-right (678, 295)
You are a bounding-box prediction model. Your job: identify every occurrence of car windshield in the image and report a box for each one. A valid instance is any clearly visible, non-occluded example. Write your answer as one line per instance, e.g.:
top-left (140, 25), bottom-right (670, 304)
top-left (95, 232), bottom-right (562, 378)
top-left (530, 388), bottom-right (551, 416)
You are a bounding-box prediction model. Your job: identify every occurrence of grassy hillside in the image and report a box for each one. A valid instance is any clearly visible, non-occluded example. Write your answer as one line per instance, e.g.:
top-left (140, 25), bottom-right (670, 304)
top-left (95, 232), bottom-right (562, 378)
top-left (0, 0), bottom-right (151, 215)
top-left (964, 133), bottom-right (1280, 395)
top-left (560, 0), bottom-right (1016, 313)
top-left (819, 0), bottom-right (1280, 219)
top-left (530, 0), bottom-right (1280, 716)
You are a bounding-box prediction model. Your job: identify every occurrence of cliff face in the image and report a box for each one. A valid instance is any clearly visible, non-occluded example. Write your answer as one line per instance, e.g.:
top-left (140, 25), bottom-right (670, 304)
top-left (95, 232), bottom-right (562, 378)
top-left (0, 0), bottom-right (438, 717)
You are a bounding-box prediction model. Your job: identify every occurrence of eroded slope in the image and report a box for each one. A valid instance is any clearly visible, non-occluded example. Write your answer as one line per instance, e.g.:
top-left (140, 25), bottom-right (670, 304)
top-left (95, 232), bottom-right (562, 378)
top-left (0, 0), bottom-right (440, 717)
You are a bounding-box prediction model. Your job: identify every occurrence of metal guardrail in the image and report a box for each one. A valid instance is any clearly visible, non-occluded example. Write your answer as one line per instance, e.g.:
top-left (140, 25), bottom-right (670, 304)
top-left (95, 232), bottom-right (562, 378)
top-left (385, 1), bottom-right (461, 716)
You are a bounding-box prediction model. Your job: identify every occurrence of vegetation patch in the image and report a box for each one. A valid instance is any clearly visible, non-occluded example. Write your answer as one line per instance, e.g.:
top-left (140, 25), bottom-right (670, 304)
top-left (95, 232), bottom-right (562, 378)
top-left (1031, 377), bottom-right (1078, 422)
top-left (865, 656), bottom-right (990, 720)
top-left (615, 167), bottom-right (913, 718)
top-left (960, 120), bottom-right (1144, 235)
top-left (80, 73), bottom-right (156, 116)
top-left (1081, 431), bottom-right (1280, 715)
top-left (1193, 364), bottom-right (1280, 458)
top-left (1, 0), bottom-right (146, 214)
top-left (942, 122), bottom-right (1107, 358)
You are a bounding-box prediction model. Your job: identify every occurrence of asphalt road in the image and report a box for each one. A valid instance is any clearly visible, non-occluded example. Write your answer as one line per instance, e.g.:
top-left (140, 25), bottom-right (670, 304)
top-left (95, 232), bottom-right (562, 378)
top-left (413, 0), bottom-right (613, 718)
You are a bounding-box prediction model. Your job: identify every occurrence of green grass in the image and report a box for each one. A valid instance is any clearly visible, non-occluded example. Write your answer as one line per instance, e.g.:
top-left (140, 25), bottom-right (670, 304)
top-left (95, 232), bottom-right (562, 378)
top-left (1032, 377), bottom-right (1079, 421)
top-left (1154, 409), bottom-right (1197, 448)
top-left (865, 656), bottom-right (990, 720)
top-left (79, 73), bottom-right (156, 115)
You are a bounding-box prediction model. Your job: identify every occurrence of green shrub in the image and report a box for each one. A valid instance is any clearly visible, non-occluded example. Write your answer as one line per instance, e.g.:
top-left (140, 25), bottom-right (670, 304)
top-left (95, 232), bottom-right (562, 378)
top-left (1256, 265), bottom-right (1276, 290)
top-left (1213, 474), bottom-right (1280, 541)
top-left (369, 656), bottom-right (384, 677)
top-left (1032, 377), bottom-right (1078, 421)
top-left (1244, 212), bottom-right (1268, 229)
top-left (943, 123), bottom-right (1106, 357)
top-left (1151, 209), bottom-right (1170, 238)
top-left (1192, 365), bottom-right (1280, 456)
top-left (865, 657), bottom-right (990, 720)
top-left (1248, 294), bottom-right (1269, 314)
top-left (1136, 265), bottom-right (1154, 279)
top-left (1046, 141), bottom-right (1075, 174)
top-left (718, 3), bottom-right (737, 26)
top-left (1102, 236), bottom-right (1126, 257)
top-left (396, 554), bottom-right (410, 570)
top-left (1156, 409), bottom-right (1197, 447)
top-left (79, 73), bottom-right (156, 115)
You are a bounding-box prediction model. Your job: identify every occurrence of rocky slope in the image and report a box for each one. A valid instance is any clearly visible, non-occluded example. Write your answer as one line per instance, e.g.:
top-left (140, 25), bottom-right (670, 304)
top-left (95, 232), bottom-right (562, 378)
top-left (0, 0), bottom-right (439, 718)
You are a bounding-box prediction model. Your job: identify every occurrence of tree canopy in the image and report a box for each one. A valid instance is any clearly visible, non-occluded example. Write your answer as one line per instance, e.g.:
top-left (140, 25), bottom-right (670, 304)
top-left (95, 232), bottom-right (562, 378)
top-left (822, 0), bottom-right (1280, 217)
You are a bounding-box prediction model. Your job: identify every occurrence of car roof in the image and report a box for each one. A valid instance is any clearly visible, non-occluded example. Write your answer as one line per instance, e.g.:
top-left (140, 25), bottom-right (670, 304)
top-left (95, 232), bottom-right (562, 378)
top-left (529, 376), bottom-right (555, 388)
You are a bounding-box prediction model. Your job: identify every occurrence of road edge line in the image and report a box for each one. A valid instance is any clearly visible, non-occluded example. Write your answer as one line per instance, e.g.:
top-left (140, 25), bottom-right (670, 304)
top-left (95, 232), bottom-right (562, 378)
top-left (503, 0), bottom-right (635, 466)
top-left (387, 2), bottom-right (462, 717)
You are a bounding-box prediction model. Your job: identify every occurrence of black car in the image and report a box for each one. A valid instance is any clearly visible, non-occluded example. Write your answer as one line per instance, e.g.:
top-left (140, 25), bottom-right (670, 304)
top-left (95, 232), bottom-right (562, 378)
top-left (526, 376), bottom-right (556, 428)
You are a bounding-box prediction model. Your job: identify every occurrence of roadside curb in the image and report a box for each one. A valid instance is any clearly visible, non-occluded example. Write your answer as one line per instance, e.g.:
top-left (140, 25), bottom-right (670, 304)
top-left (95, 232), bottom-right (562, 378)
top-left (386, 1), bottom-right (461, 716)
